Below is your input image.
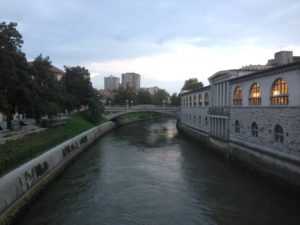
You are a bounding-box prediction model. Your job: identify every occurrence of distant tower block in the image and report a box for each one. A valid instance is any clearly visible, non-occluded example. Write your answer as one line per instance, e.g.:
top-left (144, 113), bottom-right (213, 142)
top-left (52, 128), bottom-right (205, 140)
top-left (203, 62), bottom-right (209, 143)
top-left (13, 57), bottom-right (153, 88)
top-left (104, 75), bottom-right (120, 92)
top-left (121, 73), bottom-right (141, 89)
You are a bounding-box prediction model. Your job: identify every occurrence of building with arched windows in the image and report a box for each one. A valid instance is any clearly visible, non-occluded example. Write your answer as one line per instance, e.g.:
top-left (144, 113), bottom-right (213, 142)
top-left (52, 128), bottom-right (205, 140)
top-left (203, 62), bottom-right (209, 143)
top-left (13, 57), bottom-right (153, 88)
top-left (178, 51), bottom-right (300, 187)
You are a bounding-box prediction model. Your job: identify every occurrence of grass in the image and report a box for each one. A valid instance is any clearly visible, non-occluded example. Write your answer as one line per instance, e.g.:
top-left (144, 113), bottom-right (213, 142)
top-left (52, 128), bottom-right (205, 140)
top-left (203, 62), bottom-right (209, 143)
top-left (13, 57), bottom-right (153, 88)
top-left (0, 114), bottom-right (107, 177)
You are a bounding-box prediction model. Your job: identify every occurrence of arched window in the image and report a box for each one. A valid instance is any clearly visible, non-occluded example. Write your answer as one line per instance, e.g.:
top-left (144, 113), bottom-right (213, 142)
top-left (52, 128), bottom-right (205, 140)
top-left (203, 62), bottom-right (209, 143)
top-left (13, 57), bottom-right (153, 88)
top-left (271, 78), bottom-right (288, 105)
top-left (274, 124), bottom-right (284, 143)
top-left (235, 120), bottom-right (240, 133)
top-left (193, 95), bottom-right (197, 106)
top-left (251, 122), bottom-right (258, 137)
top-left (233, 86), bottom-right (243, 106)
top-left (249, 83), bottom-right (262, 105)
top-left (204, 93), bottom-right (209, 106)
top-left (189, 96), bottom-right (192, 107)
top-left (198, 94), bottom-right (202, 106)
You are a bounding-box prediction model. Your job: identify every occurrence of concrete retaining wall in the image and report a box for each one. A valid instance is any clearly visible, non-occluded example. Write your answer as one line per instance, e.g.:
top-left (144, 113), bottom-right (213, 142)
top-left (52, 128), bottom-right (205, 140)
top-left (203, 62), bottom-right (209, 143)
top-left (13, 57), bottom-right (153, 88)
top-left (177, 121), bottom-right (300, 189)
top-left (0, 121), bottom-right (116, 225)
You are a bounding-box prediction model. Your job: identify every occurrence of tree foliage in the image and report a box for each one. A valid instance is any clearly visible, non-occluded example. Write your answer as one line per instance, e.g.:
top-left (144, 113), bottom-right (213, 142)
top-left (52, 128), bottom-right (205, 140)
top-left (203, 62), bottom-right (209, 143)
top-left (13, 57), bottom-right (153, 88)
top-left (0, 22), bottom-right (32, 128)
top-left (112, 86), bottom-right (137, 106)
top-left (170, 93), bottom-right (180, 106)
top-left (182, 78), bottom-right (203, 90)
top-left (137, 89), bottom-right (152, 104)
top-left (28, 55), bottom-right (64, 119)
top-left (152, 89), bottom-right (169, 105)
top-left (62, 66), bottom-right (94, 110)
top-left (0, 22), bottom-right (104, 127)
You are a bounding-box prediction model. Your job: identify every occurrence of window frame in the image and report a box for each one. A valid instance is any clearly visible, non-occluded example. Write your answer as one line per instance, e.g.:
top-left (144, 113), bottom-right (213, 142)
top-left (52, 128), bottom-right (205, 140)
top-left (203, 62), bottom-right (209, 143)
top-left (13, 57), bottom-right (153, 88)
top-left (235, 120), bottom-right (240, 133)
top-left (274, 124), bottom-right (284, 143)
top-left (233, 86), bottom-right (243, 106)
top-left (249, 82), bottom-right (262, 105)
top-left (204, 93), bottom-right (209, 106)
top-left (251, 122), bottom-right (258, 137)
top-left (271, 78), bottom-right (289, 105)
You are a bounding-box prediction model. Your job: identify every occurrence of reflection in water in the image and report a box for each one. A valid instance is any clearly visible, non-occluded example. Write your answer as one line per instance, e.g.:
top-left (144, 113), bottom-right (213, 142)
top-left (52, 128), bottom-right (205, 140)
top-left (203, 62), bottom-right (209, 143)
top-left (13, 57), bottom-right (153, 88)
top-left (16, 119), bottom-right (300, 225)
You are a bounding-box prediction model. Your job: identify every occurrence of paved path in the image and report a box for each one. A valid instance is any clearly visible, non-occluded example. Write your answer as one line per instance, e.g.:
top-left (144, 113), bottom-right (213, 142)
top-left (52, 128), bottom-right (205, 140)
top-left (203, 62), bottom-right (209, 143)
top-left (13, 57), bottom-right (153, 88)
top-left (0, 125), bottom-right (46, 144)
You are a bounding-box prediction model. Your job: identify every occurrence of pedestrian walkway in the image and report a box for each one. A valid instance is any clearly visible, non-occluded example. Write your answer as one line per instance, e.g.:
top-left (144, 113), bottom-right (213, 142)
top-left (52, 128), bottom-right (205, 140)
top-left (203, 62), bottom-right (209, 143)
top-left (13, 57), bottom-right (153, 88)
top-left (0, 125), bottom-right (46, 144)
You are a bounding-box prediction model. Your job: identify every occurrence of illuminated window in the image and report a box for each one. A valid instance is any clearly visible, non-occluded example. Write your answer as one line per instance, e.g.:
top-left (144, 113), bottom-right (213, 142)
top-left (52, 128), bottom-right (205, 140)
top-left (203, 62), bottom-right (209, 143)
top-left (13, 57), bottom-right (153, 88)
top-left (235, 120), bottom-right (240, 133)
top-left (249, 83), bottom-right (262, 105)
top-left (233, 86), bottom-right (243, 106)
top-left (198, 94), bottom-right (202, 106)
top-left (271, 78), bottom-right (288, 105)
top-left (251, 122), bottom-right (258, 137)
top-left (193, 95), bottom-right (197, 106)
top-left (204, 93), bottom-right (209, 106)
top-left (274, 124), bottom-right (284, 143)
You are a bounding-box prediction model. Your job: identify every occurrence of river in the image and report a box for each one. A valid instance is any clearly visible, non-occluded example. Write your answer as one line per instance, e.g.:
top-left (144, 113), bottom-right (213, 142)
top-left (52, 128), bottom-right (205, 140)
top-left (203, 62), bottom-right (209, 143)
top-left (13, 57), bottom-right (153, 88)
top-left (16, 118), bottom-right (300, 225)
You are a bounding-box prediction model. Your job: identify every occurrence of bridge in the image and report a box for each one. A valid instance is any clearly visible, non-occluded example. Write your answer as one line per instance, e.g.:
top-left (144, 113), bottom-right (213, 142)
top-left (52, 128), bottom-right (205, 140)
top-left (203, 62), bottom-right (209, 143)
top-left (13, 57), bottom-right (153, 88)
top-left (104, 105), bottom-right (179, 120)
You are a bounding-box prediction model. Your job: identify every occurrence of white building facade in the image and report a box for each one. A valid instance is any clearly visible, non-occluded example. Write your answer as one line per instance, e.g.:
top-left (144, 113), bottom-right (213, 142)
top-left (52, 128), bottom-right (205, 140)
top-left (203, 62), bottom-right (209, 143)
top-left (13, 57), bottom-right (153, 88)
top-left (178, 51), bottom-right (300, 187)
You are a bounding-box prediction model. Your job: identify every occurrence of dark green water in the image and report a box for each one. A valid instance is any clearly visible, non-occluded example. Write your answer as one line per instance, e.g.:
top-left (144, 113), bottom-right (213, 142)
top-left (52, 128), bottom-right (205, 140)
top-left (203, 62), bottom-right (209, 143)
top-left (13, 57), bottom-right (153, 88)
top-left (16, 119), bottom-right (300, 225)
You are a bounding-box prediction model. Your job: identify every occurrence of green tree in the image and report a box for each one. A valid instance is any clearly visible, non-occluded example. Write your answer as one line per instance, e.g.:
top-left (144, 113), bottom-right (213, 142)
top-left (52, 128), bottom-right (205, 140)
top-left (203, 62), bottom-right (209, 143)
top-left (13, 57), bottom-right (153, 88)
top-left (62, 66), bottom-right (104, 122)
top-left (170, 92), bottom-right (180, 106)
top-left (152, 88), bottom-right (169, 106)
top-left (182, 78), bottom-right (203, 90)
top-left (0, 22), bottom-right (33, 129)
top-left (137, 89), bottom-right (152, 104)
top-left (62, 66), bottom-right (94, 110)
top-left (28, 55), bottom-right (67, 120)
top-left (112, 86), bottom-right (137, 106)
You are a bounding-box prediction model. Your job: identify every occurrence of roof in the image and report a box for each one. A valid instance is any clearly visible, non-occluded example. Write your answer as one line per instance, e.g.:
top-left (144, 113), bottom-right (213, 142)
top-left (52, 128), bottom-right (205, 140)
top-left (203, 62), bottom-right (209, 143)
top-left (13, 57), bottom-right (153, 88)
top-left (50, 65), bottom-right (64, 74)
top-left (229, 61), bottom-right (300, 84)
top-left (179, 85), bottom-right (211, 97)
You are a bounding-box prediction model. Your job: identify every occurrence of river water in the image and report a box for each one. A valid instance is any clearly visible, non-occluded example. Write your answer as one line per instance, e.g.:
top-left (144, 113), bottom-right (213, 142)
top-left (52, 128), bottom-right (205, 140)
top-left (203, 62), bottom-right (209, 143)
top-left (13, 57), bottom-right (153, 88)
top-left (16, 119), bottom-right (300, 225)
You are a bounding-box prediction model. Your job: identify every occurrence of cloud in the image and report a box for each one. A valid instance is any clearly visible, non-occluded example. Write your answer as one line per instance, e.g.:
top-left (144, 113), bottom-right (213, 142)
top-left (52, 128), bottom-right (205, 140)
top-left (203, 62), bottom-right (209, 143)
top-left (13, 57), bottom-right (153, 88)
top-left (87, 40), bottom-right (292, 93)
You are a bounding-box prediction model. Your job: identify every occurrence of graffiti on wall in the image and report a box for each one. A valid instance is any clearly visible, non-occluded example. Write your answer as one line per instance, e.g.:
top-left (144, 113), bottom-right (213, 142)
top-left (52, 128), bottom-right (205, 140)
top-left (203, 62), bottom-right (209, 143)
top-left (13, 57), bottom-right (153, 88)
top-left (23, 161), bottom-right (49, 189)
top-left (61, 135), bottom-right (88, 158)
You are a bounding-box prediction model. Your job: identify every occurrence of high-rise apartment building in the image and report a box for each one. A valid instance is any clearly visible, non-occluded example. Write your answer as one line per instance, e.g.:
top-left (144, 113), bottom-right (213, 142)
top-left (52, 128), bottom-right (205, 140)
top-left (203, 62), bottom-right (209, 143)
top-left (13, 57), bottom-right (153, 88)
top-left (121, 73), bottom-right (140, 89)
top-left (104, 75), bottom-right (120, 92)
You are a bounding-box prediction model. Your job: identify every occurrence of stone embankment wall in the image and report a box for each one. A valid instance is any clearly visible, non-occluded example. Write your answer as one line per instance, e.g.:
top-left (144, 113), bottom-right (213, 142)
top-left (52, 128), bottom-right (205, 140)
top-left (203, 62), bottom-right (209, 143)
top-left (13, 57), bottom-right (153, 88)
top-left (177, 121), bottom-right (300, 189)
top-left (0, 121), bottom-right (116, 225)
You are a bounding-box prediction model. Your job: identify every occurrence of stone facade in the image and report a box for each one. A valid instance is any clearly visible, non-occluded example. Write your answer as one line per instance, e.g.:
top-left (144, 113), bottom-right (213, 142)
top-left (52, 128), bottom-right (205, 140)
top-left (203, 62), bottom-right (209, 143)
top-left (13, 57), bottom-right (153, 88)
top-left (178, 51), bottom-right (300, 186)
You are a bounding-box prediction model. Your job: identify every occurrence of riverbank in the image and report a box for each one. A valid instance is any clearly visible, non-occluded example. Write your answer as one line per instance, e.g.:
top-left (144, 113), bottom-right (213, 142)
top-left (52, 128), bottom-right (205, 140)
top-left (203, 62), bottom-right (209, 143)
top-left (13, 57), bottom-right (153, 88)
top-left (0, 114), bottom-right (107, 177)
top-left (0, 120), bottom-right (116, 225)
top-left (0, 112), bottom-right (173, 225)
top-left (177, 121), bottom-right (300, 190)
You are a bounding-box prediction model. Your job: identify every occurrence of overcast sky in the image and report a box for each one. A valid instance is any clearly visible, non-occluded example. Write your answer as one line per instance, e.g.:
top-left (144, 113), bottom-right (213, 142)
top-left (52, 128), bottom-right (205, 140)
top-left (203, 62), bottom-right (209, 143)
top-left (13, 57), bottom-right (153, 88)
top-left (1, 0), bottom-right (300, 93)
